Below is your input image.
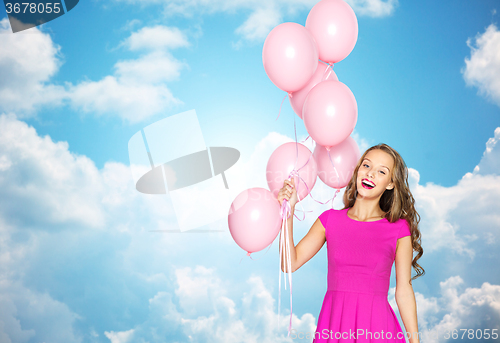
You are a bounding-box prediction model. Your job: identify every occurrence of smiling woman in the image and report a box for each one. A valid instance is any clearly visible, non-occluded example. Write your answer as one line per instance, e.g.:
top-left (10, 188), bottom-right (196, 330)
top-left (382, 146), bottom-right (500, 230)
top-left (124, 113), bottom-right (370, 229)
top-left (357, 150), bottom-right (394, 194)
top-left (277, 143), bottom-right (425, 343)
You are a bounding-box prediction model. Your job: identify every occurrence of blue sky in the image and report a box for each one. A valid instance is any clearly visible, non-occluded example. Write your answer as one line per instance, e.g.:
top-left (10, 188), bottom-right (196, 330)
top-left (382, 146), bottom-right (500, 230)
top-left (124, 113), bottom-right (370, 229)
top-left (1, 0), bottom-right (500, 342)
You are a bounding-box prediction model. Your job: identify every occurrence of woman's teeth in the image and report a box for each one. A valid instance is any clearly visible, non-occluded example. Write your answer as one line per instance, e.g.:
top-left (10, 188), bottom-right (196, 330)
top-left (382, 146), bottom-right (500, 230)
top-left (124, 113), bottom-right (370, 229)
top-left (362, 179), bottom-right (375, 189)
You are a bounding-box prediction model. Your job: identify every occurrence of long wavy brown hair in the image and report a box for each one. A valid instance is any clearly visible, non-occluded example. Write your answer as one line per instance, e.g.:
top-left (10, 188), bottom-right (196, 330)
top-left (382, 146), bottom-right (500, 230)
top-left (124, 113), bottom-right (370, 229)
top-left (343, 143), bottom-right (424, 282)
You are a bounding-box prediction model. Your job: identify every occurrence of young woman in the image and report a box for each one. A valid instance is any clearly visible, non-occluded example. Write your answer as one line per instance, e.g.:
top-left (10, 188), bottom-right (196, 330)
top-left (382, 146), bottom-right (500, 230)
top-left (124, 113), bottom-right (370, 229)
top-left (277, 143), bottom-right (424, 343)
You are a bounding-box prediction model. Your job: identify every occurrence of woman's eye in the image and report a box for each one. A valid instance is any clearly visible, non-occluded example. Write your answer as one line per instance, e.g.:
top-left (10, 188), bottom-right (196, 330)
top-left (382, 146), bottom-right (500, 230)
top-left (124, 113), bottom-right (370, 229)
top-left (363, 164), bottom-right (369, 168)
top-left (380, 170), bottom-right (386, 175)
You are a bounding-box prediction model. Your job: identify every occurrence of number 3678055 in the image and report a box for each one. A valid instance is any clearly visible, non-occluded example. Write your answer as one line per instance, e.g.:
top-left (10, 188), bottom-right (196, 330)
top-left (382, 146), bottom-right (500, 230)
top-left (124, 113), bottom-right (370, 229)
top-left (5, 2), bottom-right (61, 14)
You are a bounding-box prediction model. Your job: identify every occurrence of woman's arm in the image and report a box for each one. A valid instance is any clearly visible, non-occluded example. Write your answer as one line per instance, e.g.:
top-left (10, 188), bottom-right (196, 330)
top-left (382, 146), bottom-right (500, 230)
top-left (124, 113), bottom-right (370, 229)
top-left (279, 205), bottom-right (326, 273)
top-left (395, 236), bottom-right (420, 343)
top-left (277, 179), bottom-right (326, 273)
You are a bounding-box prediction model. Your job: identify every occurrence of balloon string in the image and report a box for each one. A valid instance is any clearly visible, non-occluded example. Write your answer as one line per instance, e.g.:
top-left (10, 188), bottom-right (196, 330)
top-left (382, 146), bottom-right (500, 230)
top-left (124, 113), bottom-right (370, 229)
top-left (293, 113), bottom-right (299, 173)
top-left (278, 213), bottom-right (282, 329)
top-left (275, 93), bottom-right (292, 121)
top-left (285, 116), bottom-right (341, 216)
top-left (326, 67), bottom-right (333, 80)
top-left (276, 110), bottom-right (315, 336)
top-left (289, 140), bottom-right (343, 211)
top-left (276, 92), bottom-right (343, 336)
top-left (331, 188), bottom-right (341, 209)
top-left (278, 183), bottom-right (294, 337)
top-left (275, 151), bottom-right (341, 334)
top-left (327, 148), bottom-right (341, 190)
top-left (278, 203), bottom-right (287, 333)
top-left (320, 61), bottom-right (334, 81)
top-left (289, 107), bottom-right (318, 221)
top-left (290, 163), bottom-right (338, 211)
top-left (321, 62), bottom-right (330, 81)
top-left (277, 178), bottom-right (341, 336)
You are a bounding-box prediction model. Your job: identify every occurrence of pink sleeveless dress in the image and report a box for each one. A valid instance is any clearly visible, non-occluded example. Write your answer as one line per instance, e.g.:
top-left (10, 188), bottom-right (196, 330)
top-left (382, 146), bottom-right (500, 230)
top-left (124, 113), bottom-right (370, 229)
top-left (313, 208), bottom-right (411, 343)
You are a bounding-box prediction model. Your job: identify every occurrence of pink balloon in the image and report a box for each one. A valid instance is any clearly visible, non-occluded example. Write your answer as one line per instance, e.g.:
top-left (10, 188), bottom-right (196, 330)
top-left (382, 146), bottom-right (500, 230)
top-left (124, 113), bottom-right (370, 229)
top-left (313, 136), bottom-right (360, 189)
top-left (266, 142), bottom-right (317, 201)
top-left (289, 63), bottom-right (338, 119)
top-left (262, 22), bottom-right (319, 93)
top-left (302, 80), bottom-right (357, 149)
top-left (305, 0), bottom-right (358, 64)
top-left (228, 188), bottom-right (282, 254)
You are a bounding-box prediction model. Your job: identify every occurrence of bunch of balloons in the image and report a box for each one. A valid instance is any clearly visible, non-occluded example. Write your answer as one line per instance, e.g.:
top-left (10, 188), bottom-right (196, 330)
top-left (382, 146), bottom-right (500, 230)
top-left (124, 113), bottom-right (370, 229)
top-left (228, 0), bottom-right (362, 334)
top-left (229, 0), bottom-right (360, 257)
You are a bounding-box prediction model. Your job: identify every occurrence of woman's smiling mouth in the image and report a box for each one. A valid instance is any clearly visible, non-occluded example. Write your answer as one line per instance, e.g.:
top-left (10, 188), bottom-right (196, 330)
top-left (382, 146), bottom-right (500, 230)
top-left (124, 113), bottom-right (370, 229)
top-left (361, 178), bottom-right (375, 189)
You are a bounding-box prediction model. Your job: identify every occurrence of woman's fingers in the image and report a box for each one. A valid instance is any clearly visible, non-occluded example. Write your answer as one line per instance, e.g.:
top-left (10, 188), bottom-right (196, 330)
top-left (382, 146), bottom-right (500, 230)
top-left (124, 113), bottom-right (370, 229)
top-left (279, 180), bottom-right (296, 200)
top-left (277, 179), bottom-right (297, 207)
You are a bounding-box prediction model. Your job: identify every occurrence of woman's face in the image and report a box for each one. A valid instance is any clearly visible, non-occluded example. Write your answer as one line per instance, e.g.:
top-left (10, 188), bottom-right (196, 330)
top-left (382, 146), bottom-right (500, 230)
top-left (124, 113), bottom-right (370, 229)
top-left (356, 149), bottom-right (395, 200)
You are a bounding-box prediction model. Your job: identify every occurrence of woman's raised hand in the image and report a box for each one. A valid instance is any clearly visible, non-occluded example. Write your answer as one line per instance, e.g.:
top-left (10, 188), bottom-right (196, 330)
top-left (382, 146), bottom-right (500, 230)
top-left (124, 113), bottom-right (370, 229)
top-left (277, 178), bottom-right (298, 209)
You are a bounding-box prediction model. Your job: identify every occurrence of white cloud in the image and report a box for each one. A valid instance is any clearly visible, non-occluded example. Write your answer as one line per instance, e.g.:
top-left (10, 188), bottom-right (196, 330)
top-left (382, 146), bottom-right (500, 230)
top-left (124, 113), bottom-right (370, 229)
top-left (0, 113), bottom-right (177, 229)
top-left (346, 0), bottom-right (398, 17)
top-left (123, 25), bottom-right (190, 51)
top-left (409, 169), bottom-right (477, 257)
top-left (120, 18), bottom-right (142, 32)
top-left (0, 18), bottom-right (65, 114)
top-left (234, 6), bottom-right (282, 42)
top-left (409, 276), bottom-right (500, 342)
top-left (0, 18), bottom-right (188, 123)
top-left (351, 130), bottom-right (370, 153)
top-left (399, 126), bottom-right (500, 259)
top-left (104, 329), bottom-right (135, 343)
top-left (114, 51), bottom-right (186, 84)
top-left (0, 114), bottom-right (181, 342)
top-left (463, 24), bottom-right (500, 107)
top-left (65, 25), bottom-right (189, 123)
top-left (117, 265), bottom-right (317, 343)
top-left (175, 266), bottom-right (224, 318)
top-left (0, 279), bottom-right (82, 343)
top-left (115, 267), bottom-right (500, 343)
top-left (66, 76), bottom-right (181, 124)
top-left (109, 0), bottom-right (398, 44)
top-left (0, 19), bottom-right (58, 85)
top-left (156, 0), bottom-right (398, 18)
top-left (474, 127), bottom-right (500, 175)
top-left (409, 167), bottom-right (500, 257)
top-left (0, 113), bottom-right (105, 228)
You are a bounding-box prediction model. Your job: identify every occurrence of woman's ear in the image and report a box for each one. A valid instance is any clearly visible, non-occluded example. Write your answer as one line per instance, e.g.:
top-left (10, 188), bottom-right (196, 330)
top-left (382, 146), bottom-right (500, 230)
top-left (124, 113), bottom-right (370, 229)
top-left (387, 182), bottom-right (394, 190)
